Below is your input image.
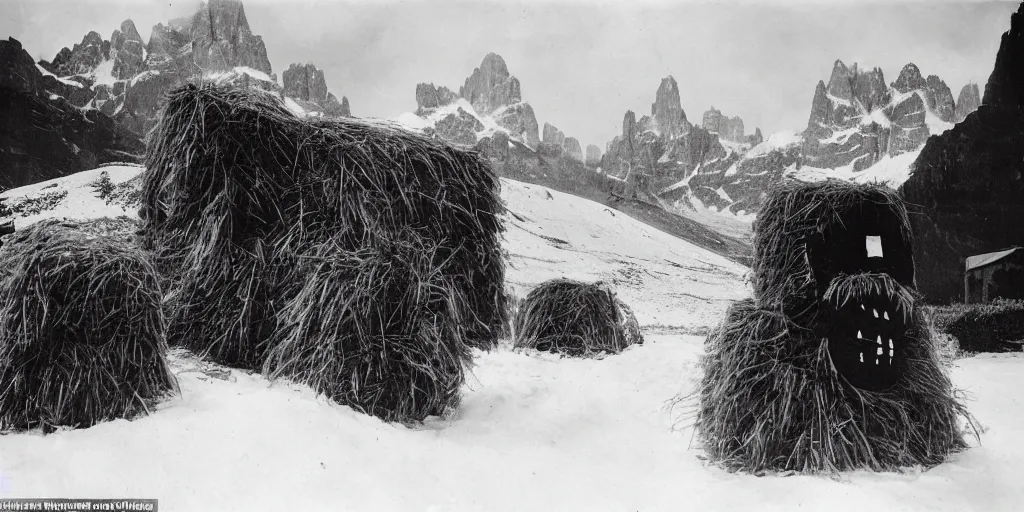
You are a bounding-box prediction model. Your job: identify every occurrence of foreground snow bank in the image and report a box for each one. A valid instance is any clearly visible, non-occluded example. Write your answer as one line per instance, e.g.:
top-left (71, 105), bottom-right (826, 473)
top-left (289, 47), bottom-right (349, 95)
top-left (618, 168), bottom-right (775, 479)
top-left (0, 342), bottom-right (1019, 511)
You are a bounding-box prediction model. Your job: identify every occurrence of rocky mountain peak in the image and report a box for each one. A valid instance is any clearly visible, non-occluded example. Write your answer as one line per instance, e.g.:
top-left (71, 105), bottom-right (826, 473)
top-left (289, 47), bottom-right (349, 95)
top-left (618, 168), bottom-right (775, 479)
top-left (651, 76), bottom-right (689, 137)
top-left (113, 19), bottom-right (143, 45)
top-left (892, 63), bottom-right (926, 93)
top-left (190, 0), bottom-right (272, 75)
top-left (282, 63), bottom-right (328, 103)
top-left (50, 31), bottom-right (108, 76)
top-left (622, 110), bottom-right (637, 140)
top-left (955, 82), bottom-right (981, 123)
top-left (460, 52), bottom-right (521, 115)
top-left (983, 1), bottom-right (1024, 108)
top-left (542, 122), bottom-right (566, 146)
top-left (563, 137), bottom-right (584, 162)
top-left (702, 106), bottom-right (745, 142)
top-left (415, 83), bottom-right (458, 113)
top-left (282, 63), bottom-right (348, 116)
top-left (111, 19), bottom-right (146, 79)
top-left (585, 144), bottom-right (602, 166)
top-left (827, 59), bottom-right (854, 99)
top-left (924, 74), bottom-right (955, 123)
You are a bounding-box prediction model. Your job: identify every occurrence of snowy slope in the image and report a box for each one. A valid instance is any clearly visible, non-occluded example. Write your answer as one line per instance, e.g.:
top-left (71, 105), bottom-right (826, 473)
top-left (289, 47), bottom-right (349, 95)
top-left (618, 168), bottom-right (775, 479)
top-left (0, 168), bottom-right (1021, 511)
top-left (788, 148), bottom-right (922, 188)
top-left (0, 165), bottom-right (141, 228)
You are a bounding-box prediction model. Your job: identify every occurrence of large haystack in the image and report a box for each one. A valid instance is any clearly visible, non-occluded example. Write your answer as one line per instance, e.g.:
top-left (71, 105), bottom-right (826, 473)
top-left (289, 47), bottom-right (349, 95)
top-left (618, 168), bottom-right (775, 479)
top-left (694, 180), bottom-right (974, 474)
top-left (141, 83), bottom-right (506, 422)
top-left (513, 279), bottom-right (643, 357)
top-left (141, 83), bottom-right (507, 371)
top-left (0, 219), bottom-right (176, 432)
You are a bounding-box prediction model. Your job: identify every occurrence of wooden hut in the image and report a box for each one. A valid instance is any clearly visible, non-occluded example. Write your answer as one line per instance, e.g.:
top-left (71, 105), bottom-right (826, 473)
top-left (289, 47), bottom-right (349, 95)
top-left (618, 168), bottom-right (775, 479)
top-left (964, 247), bottom-right (1024, 303)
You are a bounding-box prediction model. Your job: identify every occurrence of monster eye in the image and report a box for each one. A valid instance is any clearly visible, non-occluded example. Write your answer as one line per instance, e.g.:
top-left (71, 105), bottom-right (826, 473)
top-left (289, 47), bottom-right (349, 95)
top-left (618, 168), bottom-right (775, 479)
top-left (866, 236), bottom-right (883, 258)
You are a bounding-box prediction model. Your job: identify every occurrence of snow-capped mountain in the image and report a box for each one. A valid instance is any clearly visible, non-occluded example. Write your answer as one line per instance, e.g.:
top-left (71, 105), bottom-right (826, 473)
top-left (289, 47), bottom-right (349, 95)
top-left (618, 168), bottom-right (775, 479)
top-left (0, 37), bottom-right (144, 190)
top-left (34, 0), bottom-right (351, 138)
top-left (652, 59), bottom-right (981, 237)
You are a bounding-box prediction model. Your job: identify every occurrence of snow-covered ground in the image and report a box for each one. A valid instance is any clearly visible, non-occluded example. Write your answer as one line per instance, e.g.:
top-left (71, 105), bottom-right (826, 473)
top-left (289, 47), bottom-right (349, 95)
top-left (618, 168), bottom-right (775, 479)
top-left (0, 167), bottom-right (1021, 511)
top-left (669, 193), bottom-right (757, 241)
top-left (0, 165), bottom-right (141, 229)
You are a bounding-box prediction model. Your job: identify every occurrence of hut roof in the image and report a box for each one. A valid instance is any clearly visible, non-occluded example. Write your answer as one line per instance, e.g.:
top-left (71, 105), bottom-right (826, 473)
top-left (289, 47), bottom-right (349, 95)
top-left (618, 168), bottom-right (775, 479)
top-left (966, 247), bottom-right (1024, 272)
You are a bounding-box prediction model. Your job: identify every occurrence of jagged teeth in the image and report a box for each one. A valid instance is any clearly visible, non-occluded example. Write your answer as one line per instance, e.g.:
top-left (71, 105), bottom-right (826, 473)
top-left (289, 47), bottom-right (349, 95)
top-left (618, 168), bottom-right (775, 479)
top-left (877, 347), bottom-right (883, 355)
top-left (860, 352), bottom-right (864, 362)
top-left (875, 358), bottom-right (879, 365)
top-left (889, 349), bottom-right (894, 357)
top-left (877, 335), bottom-right (882, 345)
top-left (861, 304), bottom-right (866, 310)
top-left (873, 308), bottom-right (879, 318)
top-left (888, 338), bottom-right (893, 348)
top-left (857, 330), bottom-right (863, 339)
top-left (884, 311), bottom-right (890, 320)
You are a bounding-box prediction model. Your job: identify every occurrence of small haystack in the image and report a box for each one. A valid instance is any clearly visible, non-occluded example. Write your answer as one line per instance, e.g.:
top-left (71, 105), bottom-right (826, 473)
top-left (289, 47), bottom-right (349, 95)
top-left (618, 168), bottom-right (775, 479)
top-left (0, 219), bottom-right (176, 432)
top-left (693, 180), bottom-right (974, 474)
top-left (513, 279), bottom-right (643, 357)
top-left (141, 83), bottom-right (507, 371)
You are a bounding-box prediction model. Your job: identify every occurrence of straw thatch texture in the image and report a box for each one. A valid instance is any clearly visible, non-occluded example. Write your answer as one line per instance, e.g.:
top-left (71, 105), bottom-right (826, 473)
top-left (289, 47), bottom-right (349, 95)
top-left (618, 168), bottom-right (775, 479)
top-left (513, 279), bottom-right (643, 357)
top-left (693, 180), bottom-right (975, 474)
top-left (0, 219), bottom-right (176, 432)
top-left (265, 232), bottom-right (471, 422)
top-left (696, 298), bottom-right (972, 474)
top-left (751, 180), bottom-right (915, 325)
top-left (141, 83), bottom-right (507, 372)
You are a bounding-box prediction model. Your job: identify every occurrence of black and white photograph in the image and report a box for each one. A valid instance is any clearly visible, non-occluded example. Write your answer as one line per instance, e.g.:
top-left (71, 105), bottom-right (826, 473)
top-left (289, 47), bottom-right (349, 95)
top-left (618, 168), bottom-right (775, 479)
top-left (0, 0), bottom-right (1022, 509)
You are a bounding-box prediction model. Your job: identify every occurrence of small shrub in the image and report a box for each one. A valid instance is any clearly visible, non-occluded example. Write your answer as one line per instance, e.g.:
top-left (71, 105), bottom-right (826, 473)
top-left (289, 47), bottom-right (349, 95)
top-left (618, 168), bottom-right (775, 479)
top-left (3, 190), bottom-right (67, 217)
top-left (90, 170), bottom-right (115, 200)
top-left (927, 299), bottom-right (1024, 354)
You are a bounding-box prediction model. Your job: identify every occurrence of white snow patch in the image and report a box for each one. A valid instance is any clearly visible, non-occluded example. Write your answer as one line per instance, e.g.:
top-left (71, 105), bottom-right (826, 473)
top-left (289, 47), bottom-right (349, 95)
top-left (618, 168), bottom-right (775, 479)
top-left (914, 91), bottom-right (954, 137)
top-left (90, 59), bottom-right (117, 87)
top-left (235, 66), bottom-right (273, 83)
top-left (827, 92), bottom-right (852, 107)
top-left (786, 148), bottom-right (921, 189)
top-left (131, 70), bottom-right (160, 86)
top-left (718, 139), bottom-right (750, 154)
top-left (714, 186), bottom-right (733, 203)
top-left (821, 125), bottom-right (860, 145)
top-left (48, 93), bottom-right (61, 100)
top-left (746, 130), bottom-right (802, 159)
top-left (35, 63), bottom-right (85, 88)
top-left (393, 99), bottom-right (511, 142)
top-left (283, 97), bottom-right (308, 117)
top-left (860, 109), bottom-right (892, 129)
top-left (674, 194), bottom-right (756, 239)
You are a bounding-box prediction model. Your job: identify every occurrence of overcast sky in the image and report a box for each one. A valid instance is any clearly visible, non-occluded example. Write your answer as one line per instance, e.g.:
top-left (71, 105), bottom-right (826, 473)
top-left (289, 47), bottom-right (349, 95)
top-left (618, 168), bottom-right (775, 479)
top-left (2, 0), bottom-right (1019, 149)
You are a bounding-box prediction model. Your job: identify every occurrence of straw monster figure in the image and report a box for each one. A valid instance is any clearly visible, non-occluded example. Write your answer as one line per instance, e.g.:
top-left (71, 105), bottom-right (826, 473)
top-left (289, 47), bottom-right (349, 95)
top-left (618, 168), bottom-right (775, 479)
top-left (695, 180), bottom-right (973, 474)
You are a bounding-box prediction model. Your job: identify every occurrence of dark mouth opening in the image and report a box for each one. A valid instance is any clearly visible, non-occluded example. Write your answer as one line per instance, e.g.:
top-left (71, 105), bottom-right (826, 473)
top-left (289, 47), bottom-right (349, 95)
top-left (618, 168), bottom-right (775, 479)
top-left (825, 292), bottom-right (908, 392)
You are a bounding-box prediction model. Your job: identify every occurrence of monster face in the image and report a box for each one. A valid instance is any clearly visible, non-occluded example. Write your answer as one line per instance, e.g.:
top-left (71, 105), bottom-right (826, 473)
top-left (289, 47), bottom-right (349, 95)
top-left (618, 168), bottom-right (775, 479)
top-left (699, 180), bottom-right (973, 474)
top-left (804, 201), bottom-right (916, 392)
